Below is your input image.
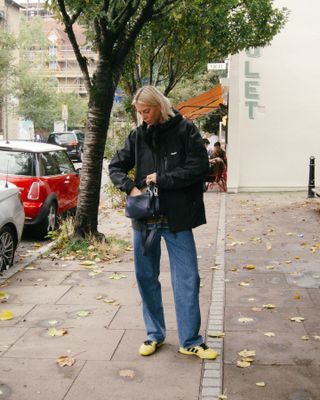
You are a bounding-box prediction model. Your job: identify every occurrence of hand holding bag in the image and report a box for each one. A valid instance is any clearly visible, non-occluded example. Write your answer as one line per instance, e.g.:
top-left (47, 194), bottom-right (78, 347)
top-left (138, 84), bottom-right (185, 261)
top-left (125, 184), bottom-right (159, 220)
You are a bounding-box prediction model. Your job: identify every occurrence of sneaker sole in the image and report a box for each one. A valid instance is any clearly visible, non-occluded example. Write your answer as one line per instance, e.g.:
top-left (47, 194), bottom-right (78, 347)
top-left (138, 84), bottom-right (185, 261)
top-left (178, 348), bottom-right (218, 360)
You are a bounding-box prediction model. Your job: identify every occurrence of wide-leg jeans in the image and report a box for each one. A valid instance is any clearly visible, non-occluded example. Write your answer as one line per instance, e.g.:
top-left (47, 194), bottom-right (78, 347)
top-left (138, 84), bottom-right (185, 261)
top-left (133, 228), bottom-right (203, 348)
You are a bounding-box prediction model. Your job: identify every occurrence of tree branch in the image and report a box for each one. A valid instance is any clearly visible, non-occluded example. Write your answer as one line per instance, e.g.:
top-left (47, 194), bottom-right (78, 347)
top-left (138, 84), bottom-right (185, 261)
top-left (56, 0), bottom-right (92, 92)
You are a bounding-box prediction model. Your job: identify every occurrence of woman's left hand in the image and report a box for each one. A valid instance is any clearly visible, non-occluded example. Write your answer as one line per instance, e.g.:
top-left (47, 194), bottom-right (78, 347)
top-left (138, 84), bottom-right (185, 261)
top-left (146, 173), bottom-right (157, 185)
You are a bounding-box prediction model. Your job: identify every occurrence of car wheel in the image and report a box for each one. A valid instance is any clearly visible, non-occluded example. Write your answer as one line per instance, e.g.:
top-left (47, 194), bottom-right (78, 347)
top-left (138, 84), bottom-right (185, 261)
top-left (35, 202), bottom-right (57, 239)
top-left (0, 226), bottom-right (16, 271)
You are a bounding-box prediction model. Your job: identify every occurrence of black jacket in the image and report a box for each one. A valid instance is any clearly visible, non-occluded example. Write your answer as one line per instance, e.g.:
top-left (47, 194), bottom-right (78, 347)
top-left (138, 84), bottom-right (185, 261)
top-left (108, 112), bottom-right (209, 232)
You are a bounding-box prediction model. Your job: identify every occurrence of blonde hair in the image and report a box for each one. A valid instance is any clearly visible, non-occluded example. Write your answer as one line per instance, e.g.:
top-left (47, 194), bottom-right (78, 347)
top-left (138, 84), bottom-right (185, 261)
top-left (132, 86), bottom-right (175, 125)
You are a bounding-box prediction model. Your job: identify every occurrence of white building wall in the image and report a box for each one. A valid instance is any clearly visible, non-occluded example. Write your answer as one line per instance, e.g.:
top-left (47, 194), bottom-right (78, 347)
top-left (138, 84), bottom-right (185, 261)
top-left (227, 0), bottom-right (320, 192)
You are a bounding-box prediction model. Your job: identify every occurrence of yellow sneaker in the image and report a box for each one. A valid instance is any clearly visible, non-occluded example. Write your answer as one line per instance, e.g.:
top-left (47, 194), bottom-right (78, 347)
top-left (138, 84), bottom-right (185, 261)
top-left (179, 343), bottom-right (218, 360)
top-left (139, 340), bottom-right (164, 356)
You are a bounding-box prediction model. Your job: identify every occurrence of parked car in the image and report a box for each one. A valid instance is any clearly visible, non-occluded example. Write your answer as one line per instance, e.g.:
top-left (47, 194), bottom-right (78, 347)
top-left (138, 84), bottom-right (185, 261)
top-left (47, 131), bottom-right (85, 162)
top-left (0, 180), bottom-right (25, 271)
top-left (0, 141), bottom-right (80, 239)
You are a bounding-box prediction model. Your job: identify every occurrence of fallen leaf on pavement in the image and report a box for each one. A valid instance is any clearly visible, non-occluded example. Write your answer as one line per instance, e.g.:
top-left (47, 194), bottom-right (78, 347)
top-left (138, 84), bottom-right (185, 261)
top-left (208, 331), bottom-right (225, 338)
top-left (239, 281), bottom-right (251, 287)
top-left (0, 291), bottom-right (8, 302)
top-left (313, 336), bottom-right (320, 340)
top-left (266, 265), bottom-right (275, 270)
top-left (251, 307), bottom-right (262, 312)
top-left (80, 260), bottom-right (96, 266)
top-left (236, 360), bottom-right (251, 368)
top-left (264, 332), bottom-right (276, 337)
top-left (238, 317), bottom-right (254, 323)
top-left (266, 242), bottom-right (272, 251)
top-left (243, 264), bottom-right (256, 270)
top-left (218, 395), bottom-right (227, 400)
top-left (48, 328), bottom-right (68, 337)
top-left (109, 272), bottom-right (127, 280)
top-left (256, 382), bottom-right (266, 387)
top-left (262, 304), bottom-right (276, 309)
top-left (293, 293), bottom-right (301, 300)
top-left (76, 310), bottom-right (90, 318)
top-left (238, 349), bottom-right (256, 358)
top-left (0, 310), bottom-right (13, 320)
top-left (290, 317), bottom-right (304, 322)
top-left (300, 335), bottom-right (309, 341)
top-left (56, 355), bottom-right (75, 367)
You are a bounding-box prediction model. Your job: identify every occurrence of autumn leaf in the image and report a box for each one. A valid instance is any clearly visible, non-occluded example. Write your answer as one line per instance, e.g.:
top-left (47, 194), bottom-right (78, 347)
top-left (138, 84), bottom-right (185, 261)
top-left (236, 360), bottom-right (251, 368)
top-left (256, 382), bottom-right (266, 387)
top-left (47, 328), bottom-right (68, 337)
top-left (243, 264), bottom-right (256, 270)
top-left (266, 265), bottom-right (275, 270)
top-left (0, 291), bottom-right (8, 302)
top-left (266, 242), bottom-right (272, 251)
top-left (76, 310), bottom-right (90, 318)
top-left (290, 316), bottom-right (304, 322)
top-left (109, 272), bottom-right (127, 280)
top-left (300, 335), bottom-right (309, 341)
top-left (251, 307), bottom-right (262, 312)
top-left (264, 332), bottom-right (276, 337)
top-left (238, 349), bottom-right (256, 358)
top-left (218, 395), bottom-right (227, 400)
top-left (238, 317), bottom-right (254, 323)
top-left (262, 304), bottom-right (276, 309)
top-left (208, 331), bottom-right (225, 338)
top-left (293, 293), bottom-right (301, 300)
top-left (56, 355), bottom-right (75, 367)
top-left (239, 281), bottom-right (251, 287)
top-left (0, 310), bottom-right (13, 320)
top-left (80, 260), bottom-right (96, 266)
top-left (313, 336), bottom-right (320, 340)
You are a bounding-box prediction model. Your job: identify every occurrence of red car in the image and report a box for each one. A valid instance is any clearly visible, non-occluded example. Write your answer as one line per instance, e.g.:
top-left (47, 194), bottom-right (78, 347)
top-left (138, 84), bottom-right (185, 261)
top-left (0, 141), bottom-right (80, 239)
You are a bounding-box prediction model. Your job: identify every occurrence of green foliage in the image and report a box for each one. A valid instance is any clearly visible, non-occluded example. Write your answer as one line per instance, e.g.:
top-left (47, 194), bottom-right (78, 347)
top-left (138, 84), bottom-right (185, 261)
top-left (121, 0), bottom-right (288, 97)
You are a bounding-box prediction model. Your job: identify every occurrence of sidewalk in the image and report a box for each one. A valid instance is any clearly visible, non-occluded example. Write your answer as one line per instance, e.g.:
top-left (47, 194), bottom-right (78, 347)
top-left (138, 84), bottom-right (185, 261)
top-left (0, 191), bottom-right (319, 400)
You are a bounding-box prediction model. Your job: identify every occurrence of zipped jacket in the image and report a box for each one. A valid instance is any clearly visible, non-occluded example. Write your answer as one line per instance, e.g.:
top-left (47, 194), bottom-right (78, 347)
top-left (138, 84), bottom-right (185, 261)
top-left (108, 112), bottom-right (209, 232)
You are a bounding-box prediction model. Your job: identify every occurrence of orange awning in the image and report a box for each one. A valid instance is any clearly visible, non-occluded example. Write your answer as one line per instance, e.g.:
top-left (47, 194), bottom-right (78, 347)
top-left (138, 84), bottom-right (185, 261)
top-left (176, 84), bottom-right (223, 120)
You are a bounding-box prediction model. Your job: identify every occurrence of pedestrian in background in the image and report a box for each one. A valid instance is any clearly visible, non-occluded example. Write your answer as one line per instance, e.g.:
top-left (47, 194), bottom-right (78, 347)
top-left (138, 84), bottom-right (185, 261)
top-left (109, 86), bottom-right (217, 360)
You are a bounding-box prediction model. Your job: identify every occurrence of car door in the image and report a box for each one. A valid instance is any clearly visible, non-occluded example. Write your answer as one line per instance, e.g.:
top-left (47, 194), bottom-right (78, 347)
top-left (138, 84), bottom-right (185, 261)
top-left (50, 150), bottom-right (80, 212)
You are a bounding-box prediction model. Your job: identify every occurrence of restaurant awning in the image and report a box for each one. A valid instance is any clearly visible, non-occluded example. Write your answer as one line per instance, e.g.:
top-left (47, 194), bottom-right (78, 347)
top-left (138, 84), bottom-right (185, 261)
top-left (176, 84), bottom-right (223, 120)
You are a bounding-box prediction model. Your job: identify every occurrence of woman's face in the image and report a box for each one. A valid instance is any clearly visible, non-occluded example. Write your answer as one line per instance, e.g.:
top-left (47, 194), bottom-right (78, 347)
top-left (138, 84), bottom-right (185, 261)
top-left (135, 103), bottom-right (162, 126)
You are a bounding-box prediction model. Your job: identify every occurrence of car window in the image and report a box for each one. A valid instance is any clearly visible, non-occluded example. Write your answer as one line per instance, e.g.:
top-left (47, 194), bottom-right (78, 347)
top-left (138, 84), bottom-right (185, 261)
top-left (54, 133), bottom-right (76, 144)
top-left (0, 151), bottom-right (34, 176)
top-left (51, 151), bottom-right (75, 174)
top-left (39, 152), bottom-right (60, 176)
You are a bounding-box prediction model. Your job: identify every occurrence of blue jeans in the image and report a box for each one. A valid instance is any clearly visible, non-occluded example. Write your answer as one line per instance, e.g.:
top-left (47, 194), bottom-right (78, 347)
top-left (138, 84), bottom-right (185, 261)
top-left (133, 228), bottom-right (203, 348)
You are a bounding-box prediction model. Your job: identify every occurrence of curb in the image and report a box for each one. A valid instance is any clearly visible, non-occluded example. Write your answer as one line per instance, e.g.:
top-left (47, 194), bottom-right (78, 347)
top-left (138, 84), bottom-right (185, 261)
top-left (200, 192), bottom-right (226, 400)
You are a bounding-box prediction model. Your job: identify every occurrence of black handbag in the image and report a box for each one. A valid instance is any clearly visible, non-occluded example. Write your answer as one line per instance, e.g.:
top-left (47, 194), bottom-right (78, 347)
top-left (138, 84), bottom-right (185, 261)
top-left (125, 184), bottom-right (159, 220)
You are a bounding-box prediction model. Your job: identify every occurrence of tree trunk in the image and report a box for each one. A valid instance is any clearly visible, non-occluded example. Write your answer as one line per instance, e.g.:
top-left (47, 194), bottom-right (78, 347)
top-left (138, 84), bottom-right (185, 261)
top-left (73, 62), bottom-right (120, 238)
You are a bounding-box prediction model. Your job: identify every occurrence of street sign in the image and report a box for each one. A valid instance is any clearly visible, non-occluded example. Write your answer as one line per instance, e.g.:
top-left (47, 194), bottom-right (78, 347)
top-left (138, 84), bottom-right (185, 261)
top-left (207, 63), bottom-right (226, 71)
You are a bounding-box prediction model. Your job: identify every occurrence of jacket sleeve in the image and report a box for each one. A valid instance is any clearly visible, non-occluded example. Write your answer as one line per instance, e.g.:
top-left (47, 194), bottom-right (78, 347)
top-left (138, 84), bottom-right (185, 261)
top-left (108, 130), bottom-right (136, 195)
top-left (157, 122), bottom-right (209, 190)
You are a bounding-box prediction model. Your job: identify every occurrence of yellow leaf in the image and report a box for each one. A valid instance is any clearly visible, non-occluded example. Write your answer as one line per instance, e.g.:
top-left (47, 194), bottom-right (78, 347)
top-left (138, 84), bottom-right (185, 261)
top-left (293, 293), bottom-right (301, 300)
top-left (208, 331), bottom-right (225, 338)
top-left (266, 265), bottom-right (275, 270)
top-left (238, 317), bottom-right (253, 323)
top-left (290, 316), bottom-right (305, 322)
top-left (238, 349), bottom-right (256, 358)
top-left (231, 267), bottom-right (238, 272)
top-left (300, 335), bottom-right (309, 340)
top-left (313, 336), bottom-right (320, 340)
top-left (218, 395), bottom-right (228, 400)
top-left (56, 355), bottom-right (75, 367)
top-left (262, 304), bottom-right (276, 309)
top-left (95, 295), bottom-right (104, 300)
top-left (0, 310), bottom-right (13, 320)
top-left (243, 264), bottom-right (256, 270)
top-left (103, 298), bottom-right (116, 304)
top-left (0, 291), bottom-right (8, 301)
top-left (48, 320), bottom-right (58, 325)
top-left (264, 332), bottom-right (276, 337)
top-left (286, 232), bottom-right (293, 236)
top-left (248, 297), bottom-right (255, 302)
top-left (250, 237), bottom-right (262, 242)
top-left (109, 273), bottom-right (127, 280)
top-left (76, 310), bottom-right (90, 318)
top-left (256, 382), bottom-right (266, 387)
top-left (251, 307), bottom-right (262, 312)
top-left (47, 328), bottom-right (68, 337)
top-left (239, 281), bottom-right (250, 287)
top-left (236, 360), bottom-right (251, 368)
top-left (80, 260), bottom-right (96, 266)
top-left (294, 256), bottom-right (300, 260)
top-left (266, 242), bottom-right (272, 251)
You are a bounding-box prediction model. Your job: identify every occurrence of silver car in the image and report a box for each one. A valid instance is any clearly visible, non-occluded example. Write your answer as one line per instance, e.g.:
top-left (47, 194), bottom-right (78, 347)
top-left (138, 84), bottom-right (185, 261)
top-left (0, 180), bottom-right (25, 271)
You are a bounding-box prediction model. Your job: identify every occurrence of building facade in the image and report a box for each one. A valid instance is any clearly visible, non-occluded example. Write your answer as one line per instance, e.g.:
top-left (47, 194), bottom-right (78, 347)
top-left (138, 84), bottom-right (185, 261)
top-left (227, 0), bottom-right (320, 192)
top-left (0, 0), bottom-right (21, 140)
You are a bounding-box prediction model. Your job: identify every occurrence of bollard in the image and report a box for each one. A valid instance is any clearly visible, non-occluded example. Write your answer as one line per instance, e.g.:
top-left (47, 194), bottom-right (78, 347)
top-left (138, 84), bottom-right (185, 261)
top-left (308, 156), bottom-right (315, 198)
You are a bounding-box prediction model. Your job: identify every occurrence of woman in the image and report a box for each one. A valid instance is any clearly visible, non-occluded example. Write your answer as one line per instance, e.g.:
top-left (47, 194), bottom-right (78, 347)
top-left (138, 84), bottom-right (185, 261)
top-left (109, 86), bottom-right (217, 359)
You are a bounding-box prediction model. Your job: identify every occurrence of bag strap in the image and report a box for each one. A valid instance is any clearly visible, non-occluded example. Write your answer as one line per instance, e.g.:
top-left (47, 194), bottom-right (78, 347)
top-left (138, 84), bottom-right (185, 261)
top-left (141, 225), bottom-right (157, 256)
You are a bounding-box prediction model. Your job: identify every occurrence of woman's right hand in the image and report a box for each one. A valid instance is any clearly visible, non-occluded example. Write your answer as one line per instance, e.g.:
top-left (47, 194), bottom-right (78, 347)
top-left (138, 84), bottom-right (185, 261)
top-left (129, 187), bottom-right (142, 196)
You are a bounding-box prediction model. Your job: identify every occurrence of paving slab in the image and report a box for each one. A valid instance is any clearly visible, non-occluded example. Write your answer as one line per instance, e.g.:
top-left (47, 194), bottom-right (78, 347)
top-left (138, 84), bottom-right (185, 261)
top-left (2, 286), bottom-right (71, 305)
top-left (0, 327), bottom-right (29, 355)
top-left (0, 358), bottom-right (84, 400)
top-left (4, 326), bottom-right (124, 361)
top-left (64, 360), bottom-right (202, 400)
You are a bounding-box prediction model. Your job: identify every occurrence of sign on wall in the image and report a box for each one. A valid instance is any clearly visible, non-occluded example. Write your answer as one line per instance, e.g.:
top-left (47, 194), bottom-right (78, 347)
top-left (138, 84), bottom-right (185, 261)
top-left (244, 48), bottom-right (262, 119)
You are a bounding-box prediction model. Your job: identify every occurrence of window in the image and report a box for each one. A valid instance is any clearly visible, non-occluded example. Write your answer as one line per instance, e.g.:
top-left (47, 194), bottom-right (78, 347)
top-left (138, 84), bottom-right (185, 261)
top-left (0, 151), bottom-right (34, 176)
top-left (51, 151), bottom-right (75, 174)
top-left (38, 153), bottom-right (60, 176)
